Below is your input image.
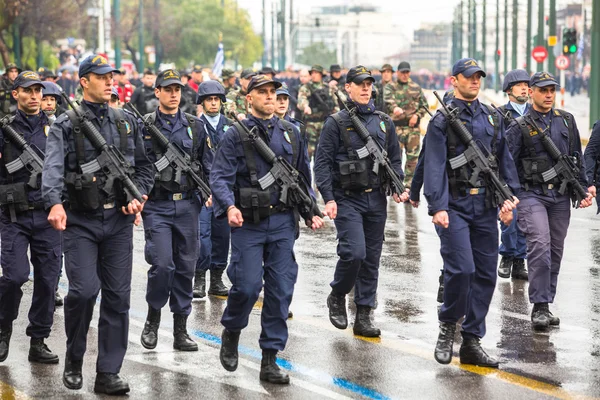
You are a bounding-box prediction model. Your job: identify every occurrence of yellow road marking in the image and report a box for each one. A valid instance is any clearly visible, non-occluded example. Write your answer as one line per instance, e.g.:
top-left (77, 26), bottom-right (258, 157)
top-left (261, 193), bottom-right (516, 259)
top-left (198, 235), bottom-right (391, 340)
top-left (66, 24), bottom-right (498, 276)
top-left (0, 380), bottom-right (30, 399)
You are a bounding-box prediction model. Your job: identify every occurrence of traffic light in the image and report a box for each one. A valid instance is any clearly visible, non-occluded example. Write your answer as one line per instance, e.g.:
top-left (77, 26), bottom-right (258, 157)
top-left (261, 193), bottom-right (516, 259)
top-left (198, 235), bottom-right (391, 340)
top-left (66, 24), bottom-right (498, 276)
top-left (562, 28), bottom-right (578, 54)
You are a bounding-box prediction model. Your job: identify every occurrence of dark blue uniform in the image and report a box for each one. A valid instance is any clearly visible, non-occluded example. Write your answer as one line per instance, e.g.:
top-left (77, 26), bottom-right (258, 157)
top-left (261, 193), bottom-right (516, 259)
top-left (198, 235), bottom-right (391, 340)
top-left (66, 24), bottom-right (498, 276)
top-left (196, 113), bottom-right (231, 276)
top-left (142, 110), bottom-right (209, 315)
top-left (42, 101), bottom-right (154, 374)
top-left (314, 101), bottom-right (403, 310)
top-left (507, 108), bottom-right (587, 306)
top-left (498, 102), bottom-right (530, 263)
top-left (584, 120), bottom-right (600, 214)
top-left (0, 111), bottom-right (61, 340)
top-left (210, 115), bottom-right (312, 351)
top-left (424, 99), bottom-right (519, 339)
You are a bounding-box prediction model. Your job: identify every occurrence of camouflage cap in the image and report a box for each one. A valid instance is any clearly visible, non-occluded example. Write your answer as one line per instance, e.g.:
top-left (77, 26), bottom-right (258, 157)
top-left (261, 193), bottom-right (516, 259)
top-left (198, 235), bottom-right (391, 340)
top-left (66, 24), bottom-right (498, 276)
top-left (221, 68), bottom-right (234, 79)
top-left (246, 74), bottom-right (282, 93)
top-left (380, 63), bottom-right (394, 72)
top-left (309, 65), bottom-right (324, 74)
top-left (4, 63), bottom-right (21, 74)
top-left (240, 68), bottom-right (257, 79)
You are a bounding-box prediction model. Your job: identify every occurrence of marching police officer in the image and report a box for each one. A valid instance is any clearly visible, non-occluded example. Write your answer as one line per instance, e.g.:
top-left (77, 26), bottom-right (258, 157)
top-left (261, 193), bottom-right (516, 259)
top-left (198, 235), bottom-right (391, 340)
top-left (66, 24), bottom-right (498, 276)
top-left (139, 69), bottom-right (211, 352)
top-left (0, 63), bottom-right (21, 118)
top-left (0, 71), bottom-right (62, 365)
top-left (130, 69), bottom-right (158, 115)
top-left (274, 83), bottom-right (303, 130)
top-left (424, 58), bottom-right (519, 367)
top-left (193, 80), bottom-right (232, 299)
top-left (41, 81), bottom-right (65, 124)
top-left (42, 54), bottom-right (155, 395)
top-left (226, 68), bottom-right (256, 120)
top-left (383, 61), bottom-right (428, 188)
top-left (497, 69), bottom-right (531, 281)
top-left (298, 64), bottom-right (338, 159)
top-left (211, 74), bottom-right (323, 384)
top-left (507, 72), bottom-right (593, 331)
top-left (314, 66), bottom-right (409, 337)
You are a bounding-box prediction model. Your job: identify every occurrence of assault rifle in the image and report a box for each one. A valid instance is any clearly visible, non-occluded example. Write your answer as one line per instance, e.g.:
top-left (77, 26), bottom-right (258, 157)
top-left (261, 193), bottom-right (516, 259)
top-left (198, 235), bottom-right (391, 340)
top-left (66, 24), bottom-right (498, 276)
top-left (0, 116), bottom-right (44, 188)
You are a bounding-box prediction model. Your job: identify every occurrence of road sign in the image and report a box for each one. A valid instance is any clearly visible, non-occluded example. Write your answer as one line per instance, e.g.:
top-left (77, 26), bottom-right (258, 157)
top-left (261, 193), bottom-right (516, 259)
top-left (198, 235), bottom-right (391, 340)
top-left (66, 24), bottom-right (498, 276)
top-left (548, 36), bottom-right (557, 46)
top-left (555, 55), bottom-right (570, 70)
top-left (532, 46), bottom-right (549, 63)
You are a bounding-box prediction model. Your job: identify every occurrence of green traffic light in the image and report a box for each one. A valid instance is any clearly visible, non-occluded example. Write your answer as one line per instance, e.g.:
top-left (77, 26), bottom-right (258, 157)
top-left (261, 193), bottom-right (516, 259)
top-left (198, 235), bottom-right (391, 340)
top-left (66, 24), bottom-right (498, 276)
top-left (570, 44), bottom-right (577, 53)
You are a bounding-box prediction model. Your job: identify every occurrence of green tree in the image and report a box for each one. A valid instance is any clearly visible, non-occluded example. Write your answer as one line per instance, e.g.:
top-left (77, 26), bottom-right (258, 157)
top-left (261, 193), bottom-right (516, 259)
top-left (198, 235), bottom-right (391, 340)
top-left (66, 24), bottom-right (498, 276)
top-left (297, 42), bottom-right (336, 67)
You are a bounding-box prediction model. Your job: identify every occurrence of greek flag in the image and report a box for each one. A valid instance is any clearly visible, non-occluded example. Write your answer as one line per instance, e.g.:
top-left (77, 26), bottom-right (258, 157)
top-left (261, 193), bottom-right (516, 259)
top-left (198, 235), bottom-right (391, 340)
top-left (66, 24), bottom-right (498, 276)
top-left (576, 34), bottom-right (584, 60)
top-left (212, 42), bottom-right (224, 77)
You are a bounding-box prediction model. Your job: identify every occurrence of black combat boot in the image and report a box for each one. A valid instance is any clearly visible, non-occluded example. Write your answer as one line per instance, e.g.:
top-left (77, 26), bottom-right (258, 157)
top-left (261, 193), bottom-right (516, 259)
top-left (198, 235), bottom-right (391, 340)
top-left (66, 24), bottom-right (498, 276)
top-left (511, 258), bottom-right (528, 280)
top-left (327, 291), bottom-right (347, 329)
top-left (94, 372), bottom-right (130, 395)
top-left (437, 270), bottom-right (444, 303)
top-left (220, 329), bottom-right (240, 371)
top-left (55, 289), bottom-right (63, 307)
top-left (0, 324), bottom-right (12, 362)
top-left (173, 314), bottom-right (198, 351)
top-left (260, 350), bottom-right (290, 384)
top-left (63, 357), bottom-right (83, 390)
top-left (434, 322), bottom-right (456, 364)
top-left (193, 270), bottom-right (206, 299)
top-left (498, 256), bottom-right (513, 278)
top-left (28, 338), bottom-right (59, 364)
top-left (208, 268), bottom-right (229, 296)
top-left (459, 337), bottom-right (499, 367)
top-left (140, 306), bottom-right (161, 349)
top-left (531, 303), bottom-right (550, 331)
top-left (353, 306), bottom-right (381, 337)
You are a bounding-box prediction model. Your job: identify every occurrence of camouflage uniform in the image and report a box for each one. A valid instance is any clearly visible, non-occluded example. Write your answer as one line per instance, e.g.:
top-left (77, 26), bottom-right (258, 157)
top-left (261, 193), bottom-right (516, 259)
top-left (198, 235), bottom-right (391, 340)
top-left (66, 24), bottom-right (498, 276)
top-left (226, 87), bottom-right (249, 117)
top-left (297, 81), bottom-right (338, 158)
top-left (0, 77), bottom-right (16, 119)
top-left (383, 79), bottom-right (427, 187)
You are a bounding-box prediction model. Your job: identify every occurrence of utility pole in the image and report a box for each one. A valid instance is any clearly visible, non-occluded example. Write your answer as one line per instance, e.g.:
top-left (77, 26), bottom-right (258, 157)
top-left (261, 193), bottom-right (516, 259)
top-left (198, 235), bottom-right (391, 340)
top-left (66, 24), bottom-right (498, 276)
top-left (458, 0), bottom-right (463, 58)
top-left (504, 0), bottom-right (508, 74)
top-left (548, 0), bottom-right (556, 75)
top-left (472, 0), bottom-right (477, 59)
top-left (511, 0), bottom-right (518, 70)
top-left (526, 0), bottom-right (532, 73)
top-left (452, 7), bottom-right (458, 63)
top-left (153, 0), bottom-right (161, 69)
top-left (468, 0), bottom-right (472, 56)
top-left (590, 0), bottom-right (599, 128)
top-left (482, 0), bottom-right (487, 68)
top-left (495, 0), bottom-right (500, 91)
top-left (262, 0), bottom-right (267, 68)
top-left (271, 1), bottom-right (276, 68)
top-left (98, 0), bottom-right (105, 53)
top-left (537, 0), bottom-right (545, 71)
top-left (582, 8), bottom-right (587, 70)
top-left (138, 0), bottom-right (144, 72)
top-left (114, 0), bottom-right (121, 68)
top-left (279, 0), bottom-right (286, 71)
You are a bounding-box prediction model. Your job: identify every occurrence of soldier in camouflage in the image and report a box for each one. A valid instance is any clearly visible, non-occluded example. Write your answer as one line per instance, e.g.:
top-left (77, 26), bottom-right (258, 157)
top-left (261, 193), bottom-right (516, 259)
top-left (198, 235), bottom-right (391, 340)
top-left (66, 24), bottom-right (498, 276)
top-left (226, 68), bottom-right (256, 120)
top-left (221, 69), bottom-right (239, 95)
top-left (374, 64), bottom-right (394, 112)
top-left (0, 63), bottom-right (21, 118)
top-left (297, 64), bottom-right (338, 159)
top-left (383, 61), bottom-right (427, 188)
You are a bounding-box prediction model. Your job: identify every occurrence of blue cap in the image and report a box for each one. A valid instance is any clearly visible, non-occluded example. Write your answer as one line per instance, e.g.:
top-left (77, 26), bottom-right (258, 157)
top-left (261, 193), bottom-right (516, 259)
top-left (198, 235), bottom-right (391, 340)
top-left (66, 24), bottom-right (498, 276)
top-left (12, 71), bottom-right (45, 90)
top-left (503, 69), bottom-right (530, 92)
top-left (111, 87), bottom-right (119, 98)
top-left (452, 58), bottom-right (487, 78)
top-left (346, 65), bottom-right (375, 84)
top-left (41, 81), bottom-right (63, 104)
top-left (275, 82), bottom-right (290, 97)
top-left (155, 69), bottom-right (184, 88)
top-left (79, 54), bottom-right (119, 77)
top-left (529, 71), bottom-right (560, 88)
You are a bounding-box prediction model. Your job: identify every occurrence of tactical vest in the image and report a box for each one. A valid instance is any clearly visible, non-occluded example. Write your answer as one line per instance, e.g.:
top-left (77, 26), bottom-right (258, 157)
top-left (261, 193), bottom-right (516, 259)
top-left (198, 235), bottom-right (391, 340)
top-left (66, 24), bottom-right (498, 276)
top-left (330, 110), bottom-right (393, 191)
top-left (445, 104), bottom-right (500, 206)
top-left (496, 104), bottom-right (514, 126)
top-left (515, 110), bottom-right (574, 193)
top-left (144, 111), bottom-right (201, 194)
top-left (63, 106), bottom-right (131, 210)
top-left (308, 86), bottom-right (335, 117)
top-left (232, 120), bottom-right (298, 223)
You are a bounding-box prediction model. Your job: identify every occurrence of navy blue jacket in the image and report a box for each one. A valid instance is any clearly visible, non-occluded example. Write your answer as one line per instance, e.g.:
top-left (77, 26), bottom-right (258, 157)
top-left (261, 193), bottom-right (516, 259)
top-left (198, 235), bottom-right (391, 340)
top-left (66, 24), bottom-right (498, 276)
top-left (584, 120), bottom-right (600, 213)
top-left (143, 109), bottom-right (211, 194)
top-left (0, 110), bottom-right (50, 204)
top-left (410, 140), bottom-right (425, 202)
top-left (201, 113), bottom-right (233, 167)
top-left (42, 101), bottom-right (155, 209)
top-left (423, 99), bottom-right (520, 216)
top-left (506, 108), bottom-right (588, 197)
top-left (313, 101), bottom-right (404, 203)
top-left (210, 115), bottom-right (313, 218)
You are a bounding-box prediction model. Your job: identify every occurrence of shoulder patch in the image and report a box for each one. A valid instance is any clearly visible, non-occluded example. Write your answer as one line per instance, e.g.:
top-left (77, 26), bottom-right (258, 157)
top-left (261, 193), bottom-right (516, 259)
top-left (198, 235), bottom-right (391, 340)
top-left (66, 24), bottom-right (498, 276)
top-left (125, 121), bottom-right (131, 135)
top-left (380, 120), bottom-right (386, 133)
top-left (187, 126), bottom-right (193, 139)
top-left (206, 136), bottom-right (212, 149)
top-left (283, 130), bottom-right (292, 144)
top-left (44, 125), bottom-right (50, 137)
top-left (488, 115), bottom-right (495, 126)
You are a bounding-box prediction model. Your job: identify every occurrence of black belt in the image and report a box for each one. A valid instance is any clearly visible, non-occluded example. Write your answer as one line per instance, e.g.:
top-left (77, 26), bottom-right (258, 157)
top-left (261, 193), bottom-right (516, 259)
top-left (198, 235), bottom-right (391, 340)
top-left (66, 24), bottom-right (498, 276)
top-left (151, 191), bottom-right (193, 201)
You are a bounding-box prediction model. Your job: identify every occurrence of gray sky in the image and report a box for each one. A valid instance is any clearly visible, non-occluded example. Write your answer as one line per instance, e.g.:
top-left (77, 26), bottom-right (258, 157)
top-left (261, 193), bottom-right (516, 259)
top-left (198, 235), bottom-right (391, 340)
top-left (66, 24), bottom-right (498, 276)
top-left (237, 0), bottom-right (461, 39)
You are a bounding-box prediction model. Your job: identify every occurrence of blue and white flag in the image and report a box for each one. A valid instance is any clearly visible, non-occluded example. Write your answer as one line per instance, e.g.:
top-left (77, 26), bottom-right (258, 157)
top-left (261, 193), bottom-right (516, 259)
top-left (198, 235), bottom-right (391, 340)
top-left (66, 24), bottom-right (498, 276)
top-left (212, 42), bottom-right (224, 77)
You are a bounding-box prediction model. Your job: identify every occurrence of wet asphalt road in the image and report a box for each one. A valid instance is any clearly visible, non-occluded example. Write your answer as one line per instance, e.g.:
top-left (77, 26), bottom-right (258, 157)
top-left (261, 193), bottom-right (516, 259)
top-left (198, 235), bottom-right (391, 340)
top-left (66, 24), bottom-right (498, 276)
top-left (1, 198), bottom-right (600, 399)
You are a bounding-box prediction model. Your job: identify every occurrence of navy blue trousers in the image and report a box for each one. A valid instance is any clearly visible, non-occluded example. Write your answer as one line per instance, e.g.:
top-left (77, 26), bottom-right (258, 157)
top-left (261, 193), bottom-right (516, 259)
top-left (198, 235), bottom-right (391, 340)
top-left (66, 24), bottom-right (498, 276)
top-left (142, 198), bottom-right (200, 315)
top-left (196, 204), bottom-right (231, 272)
top-left (63, 208), bottom-right (134, 374)
top-left (331, 190), bottom-right (387, 308)
top-left (0, 210), bottom-right (61, 338)
top-left (436, 195), bottom-right (498, 339)
top-left (517, 193), bottom-right (570, 304)
top-left (499, 209), bottom-right (527, 259)
top-left (221, 211), bottom-right (297, 351)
